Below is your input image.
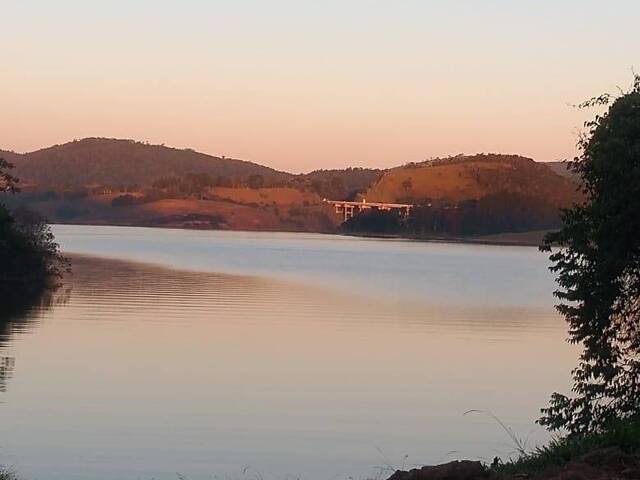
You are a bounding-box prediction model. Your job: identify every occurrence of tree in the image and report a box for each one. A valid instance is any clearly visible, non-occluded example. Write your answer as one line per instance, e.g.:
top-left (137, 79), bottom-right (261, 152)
top-left (342, 209), bottom-right (402, 234)
top-left (0, 158), bottom-right (19, 194)
top-left (247, 174), bottom-right (264, 189)
top-left (0, 159), bottom-right (67, 300)
top-left (539, 76), bottom-right (640, 434)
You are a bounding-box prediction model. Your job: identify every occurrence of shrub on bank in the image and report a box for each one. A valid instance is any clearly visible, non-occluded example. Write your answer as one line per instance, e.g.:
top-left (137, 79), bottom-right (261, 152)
top-left (0, 159), bottom-right (67, 301)
top-left (491, 417), bottom-right (640, 478)
top-left (0, 467), bottom-right (19, 480)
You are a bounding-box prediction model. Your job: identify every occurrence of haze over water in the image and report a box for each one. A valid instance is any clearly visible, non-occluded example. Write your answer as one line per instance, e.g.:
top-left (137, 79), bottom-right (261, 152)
top-left (0, 226), bottom-right (577, 480)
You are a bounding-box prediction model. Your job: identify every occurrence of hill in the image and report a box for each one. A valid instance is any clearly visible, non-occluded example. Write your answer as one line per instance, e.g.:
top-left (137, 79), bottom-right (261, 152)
top-left (365, 154), bottom-right (581, 206)
top-left (8, 138), bottom-right (292, 189)
top-left (343, 154), bottom-right (584, 238)
top-left (547, 160), bottom-right (581, 183)
top-left (0, 142), bottom-right (585, 239)
top-left (0, 150), bottom-right (23, 166)
top-left (290, 168), bottom-right (384, 200)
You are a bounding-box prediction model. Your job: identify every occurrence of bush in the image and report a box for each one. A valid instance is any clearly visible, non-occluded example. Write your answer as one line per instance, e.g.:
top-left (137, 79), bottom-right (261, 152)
top-left (343, 209), bottom-right (402, 234)
top-left (539, 76), bottom-right (640, 434)
top-left (493, 416), bottom-right (640, 477)
top-left (0, 159), bottom-right (67, 301)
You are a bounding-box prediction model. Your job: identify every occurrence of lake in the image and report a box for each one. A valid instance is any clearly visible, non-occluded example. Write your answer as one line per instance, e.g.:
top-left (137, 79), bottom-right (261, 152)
top-left (0, 225), bottom-right (576, 480)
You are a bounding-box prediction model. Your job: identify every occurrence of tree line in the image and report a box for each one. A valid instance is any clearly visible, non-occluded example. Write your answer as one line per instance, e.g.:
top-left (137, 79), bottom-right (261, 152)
top-left (343, 191), bottom-right (563, 236)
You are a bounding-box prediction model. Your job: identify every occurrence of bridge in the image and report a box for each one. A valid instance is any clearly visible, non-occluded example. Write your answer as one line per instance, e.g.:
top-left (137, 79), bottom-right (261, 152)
top-left (324, 199), bottom-right (413, 222)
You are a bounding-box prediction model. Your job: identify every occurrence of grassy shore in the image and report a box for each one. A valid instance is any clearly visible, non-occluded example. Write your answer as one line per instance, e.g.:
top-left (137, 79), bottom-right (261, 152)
top-left (490, 417), bottom-right (640, 478)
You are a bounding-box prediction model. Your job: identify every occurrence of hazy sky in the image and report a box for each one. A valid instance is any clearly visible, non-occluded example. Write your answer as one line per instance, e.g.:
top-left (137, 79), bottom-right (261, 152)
top-left (2, 1), bottom-right (638, 172)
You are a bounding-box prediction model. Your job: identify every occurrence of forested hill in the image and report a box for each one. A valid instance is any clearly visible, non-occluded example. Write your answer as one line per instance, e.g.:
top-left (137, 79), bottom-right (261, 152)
top-left (290, 167), bottom-right (384, 200)
top-left (4, 140), bottom-right (577, 205)
top-left (0, 150), bottom-right (23, 165)
top-left (365, 154), bottom-right (581, 206)
top-left (337, 154), bottom-right (584, 238)
top-left (7, 138), bottom-right (292, 189)
top-left (1, 142), bottom-right (584, 237)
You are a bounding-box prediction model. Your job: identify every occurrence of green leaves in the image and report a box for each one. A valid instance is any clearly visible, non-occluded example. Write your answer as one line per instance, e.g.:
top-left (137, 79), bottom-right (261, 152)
top-left (539, 78), bottom-right (640, 435)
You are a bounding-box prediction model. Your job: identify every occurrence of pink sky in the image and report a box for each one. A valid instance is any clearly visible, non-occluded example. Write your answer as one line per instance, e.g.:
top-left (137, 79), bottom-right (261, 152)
top-left (2, 1), bottom-right (638, 172)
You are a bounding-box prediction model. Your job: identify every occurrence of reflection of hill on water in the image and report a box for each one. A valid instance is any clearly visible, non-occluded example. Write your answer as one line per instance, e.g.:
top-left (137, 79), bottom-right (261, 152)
top-left (0, 285), bottom-right (69, 346)
top-left (64, 254), bottom-right (321, 320)
top-left (0, 281), bottom-right (70, 393)
top-left (66, 254), bottom-right (556, 333)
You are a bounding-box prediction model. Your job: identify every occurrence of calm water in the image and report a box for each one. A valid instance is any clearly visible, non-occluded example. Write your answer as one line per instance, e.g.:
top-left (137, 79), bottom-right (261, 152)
top-left (0, 225), bottom-right (576, 480)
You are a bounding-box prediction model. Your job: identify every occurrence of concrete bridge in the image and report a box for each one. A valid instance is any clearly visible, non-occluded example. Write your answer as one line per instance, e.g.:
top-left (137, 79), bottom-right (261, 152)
top-left (324, 199), bottom-right (413, 222)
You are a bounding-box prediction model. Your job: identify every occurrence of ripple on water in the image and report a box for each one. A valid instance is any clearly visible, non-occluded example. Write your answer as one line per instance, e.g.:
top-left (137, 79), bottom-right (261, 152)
top-left (0, 251), bottom-right (575, 480)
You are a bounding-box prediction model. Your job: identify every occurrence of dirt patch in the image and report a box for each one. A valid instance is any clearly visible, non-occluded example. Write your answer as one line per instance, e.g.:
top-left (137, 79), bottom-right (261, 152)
top-left (386, 448), bottom-right (640, 480)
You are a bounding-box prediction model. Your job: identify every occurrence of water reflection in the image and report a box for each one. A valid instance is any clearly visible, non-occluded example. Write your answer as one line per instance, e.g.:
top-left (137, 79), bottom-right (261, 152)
top-left (1, 289), bottom-right (62, 344)
top-left (0, 283), bottom-right (69, 394)
top-left (0, 356), bottom-right (15, 393)
top-left (52, 225), bottom-right (557, 309)
top-left (0, 253), bottom-right (576, 480)
top-left (65, 255), bottom-right (557, 335)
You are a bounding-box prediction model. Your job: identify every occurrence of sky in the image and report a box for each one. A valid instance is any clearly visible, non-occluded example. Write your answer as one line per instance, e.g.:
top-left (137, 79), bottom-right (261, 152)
top-left (1, 1), bottom-right (638, 173)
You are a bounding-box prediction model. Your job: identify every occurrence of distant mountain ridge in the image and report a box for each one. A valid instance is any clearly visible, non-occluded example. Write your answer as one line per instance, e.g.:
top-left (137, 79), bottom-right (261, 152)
top-left (547, 160), bottom-right (581, 182)
top-left (6, 138), bottom-right (292, 188)
top-left (3, 139), bottom-right (578, 202)
top-left (0, 140), bottom-right (583, 238)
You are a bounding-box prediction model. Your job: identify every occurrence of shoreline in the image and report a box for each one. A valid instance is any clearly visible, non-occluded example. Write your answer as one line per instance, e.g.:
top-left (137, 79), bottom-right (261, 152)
top-left (342, 230), bottom-right (548, 247)
top-left (50, 220), bottom-right (548, 247)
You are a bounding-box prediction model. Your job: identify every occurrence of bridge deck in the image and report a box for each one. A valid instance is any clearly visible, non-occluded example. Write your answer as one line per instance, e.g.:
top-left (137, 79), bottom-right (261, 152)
top-left (324, 199), bottom-right (413, 221)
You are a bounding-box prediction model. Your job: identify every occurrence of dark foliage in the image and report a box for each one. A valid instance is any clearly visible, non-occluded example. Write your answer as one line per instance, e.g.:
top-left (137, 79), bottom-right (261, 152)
top-left (111, 194), bottom-right (143, 207)
top-left (0, 159), bottom-right (67, 301)
top-left (343, 191), bottom-right (562, 237)
top-left (343, 209), bottom-right (402, 234)
top-left (150, 172), bottom-right (281, 199)
top-left (247, 174), bottom-right (265, 189)
top-left (493, 416), bottom-right (640, 477)
top-left (406, 192), bottom-right (561, 236)
top-left (290, 167), bottom-right (384, 200)
top-left (0, 158), bottom-right (19, 194)
top-left (539, 76), bottom-right (640, 434)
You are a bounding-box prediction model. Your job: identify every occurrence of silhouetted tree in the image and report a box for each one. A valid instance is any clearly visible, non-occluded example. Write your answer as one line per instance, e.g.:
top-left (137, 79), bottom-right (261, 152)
top-left (0, 159), bottom-right (67, 300)
top-left (0, 158), bottom-right (19, 194)
top-left (343, 209), bottom-right (402, 234)
top-left (402, 193), bottom-right (561, 236)
top-left (539, 76), bottom-right (640, 434)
